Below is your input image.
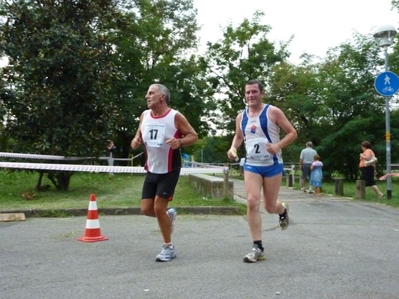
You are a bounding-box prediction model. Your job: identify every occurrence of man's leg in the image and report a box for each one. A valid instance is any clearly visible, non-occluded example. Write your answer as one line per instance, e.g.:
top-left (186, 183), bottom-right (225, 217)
top-left (243, 172), bottom-right (264, 263)
top-left (153, 170), bottom-right (180, 262)
top-left (141, 196), bottom-right (176, 262)
top-left (302, 165), bottom-right (312, 192)
top-left (140, 173), bottom-right (156, 217)
top-left (300, 167), bottom-right (306, 191)
top-left (245, 171), bottom-right (263, 241)
top-left (141, 198), bottom-right (155, 217)
top-left (263, 173), bottom-right (284, 214)
top-left (142, 198), bottom-right (177, 234)
top-left (263, 173), bottom-right (289, 230)
top-left (307, 170), bottom-right (313, 193)
top-left (154, 196), bottom-right (172, 244)
top-left (140, 173), bottom-right (176, 262)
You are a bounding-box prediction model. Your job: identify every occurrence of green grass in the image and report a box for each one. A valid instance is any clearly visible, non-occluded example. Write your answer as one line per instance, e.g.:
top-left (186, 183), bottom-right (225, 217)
top-left (288, 177), bottom-right (399, 208)
top-left (2, 170), bottom-right (397, 214)
top-left (0, 170), bottom-right (246, 213)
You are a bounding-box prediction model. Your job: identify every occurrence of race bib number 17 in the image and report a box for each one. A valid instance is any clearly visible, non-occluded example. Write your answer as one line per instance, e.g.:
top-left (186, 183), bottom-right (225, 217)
top-left (143, 124), bottom-right (166, 147)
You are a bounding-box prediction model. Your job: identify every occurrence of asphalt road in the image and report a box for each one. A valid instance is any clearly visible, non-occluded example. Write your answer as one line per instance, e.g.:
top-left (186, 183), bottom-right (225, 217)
top-left (1, 184), bottom-right (399, 299)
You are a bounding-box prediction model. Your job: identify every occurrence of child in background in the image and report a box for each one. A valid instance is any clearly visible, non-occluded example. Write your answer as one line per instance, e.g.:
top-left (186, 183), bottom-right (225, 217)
top-left (310, 154), bottom-right (323, 196)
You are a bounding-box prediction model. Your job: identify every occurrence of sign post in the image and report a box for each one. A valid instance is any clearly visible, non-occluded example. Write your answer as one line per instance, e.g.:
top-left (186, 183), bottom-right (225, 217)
top-left (374, 71), bottom-right (399, 97)
top-left (374, 71), bottom-right (399, 199)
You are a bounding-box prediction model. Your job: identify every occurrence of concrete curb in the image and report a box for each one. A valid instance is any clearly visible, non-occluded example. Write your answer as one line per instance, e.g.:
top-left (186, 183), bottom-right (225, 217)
top-left (1, 206), bottom-right (244, 218)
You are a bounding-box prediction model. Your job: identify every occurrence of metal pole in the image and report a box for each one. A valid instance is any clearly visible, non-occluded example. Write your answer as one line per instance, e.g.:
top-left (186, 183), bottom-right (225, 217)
top-left (223, 163), bottom-right (230, 198)
top-left (383, 46), bottom-right (392, 199)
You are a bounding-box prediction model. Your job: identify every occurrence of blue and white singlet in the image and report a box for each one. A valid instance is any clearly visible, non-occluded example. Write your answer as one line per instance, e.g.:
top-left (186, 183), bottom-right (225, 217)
top-left (240, 104), bottom-right (283, 167)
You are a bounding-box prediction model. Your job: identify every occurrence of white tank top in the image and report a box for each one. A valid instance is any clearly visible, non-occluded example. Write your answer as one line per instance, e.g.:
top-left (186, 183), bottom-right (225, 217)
top-left (141, 108), bottom-right (182, 174)
top-left (240, 104), bottom-right (283, 166)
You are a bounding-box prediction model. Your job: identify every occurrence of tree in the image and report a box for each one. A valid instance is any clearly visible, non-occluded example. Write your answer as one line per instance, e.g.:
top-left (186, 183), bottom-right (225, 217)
top-left (203, 10), bottom-right (290, 134)
top-left (316, 34), bottom-right (389, 179)
top-left (108, 0), bottom-right (214, 159)
top-left (0, 0), bottom-right (124, 190)
top-left (268, 60), bottom-right (325, 146)
top-left (269, 32), bottom-right (399, 179)
top-left (191, 136), bottom-right (231, 164)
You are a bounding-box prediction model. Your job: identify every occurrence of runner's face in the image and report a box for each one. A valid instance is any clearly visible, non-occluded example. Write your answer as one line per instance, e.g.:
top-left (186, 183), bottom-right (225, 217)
top-left (245, 84), bottom-right (264, 107)
top-left (145, 85), bottom-right (164, 108)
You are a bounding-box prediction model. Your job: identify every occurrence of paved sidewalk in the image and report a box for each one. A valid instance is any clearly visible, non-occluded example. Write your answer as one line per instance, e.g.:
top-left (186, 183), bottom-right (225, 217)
top-left (230, 177), bottom-right (347, 205)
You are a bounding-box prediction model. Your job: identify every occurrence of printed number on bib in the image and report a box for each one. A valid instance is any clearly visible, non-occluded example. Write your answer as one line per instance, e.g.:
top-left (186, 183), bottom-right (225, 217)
top-left (246, 138), bottom-right (271, 160)
top-left (143, 124), bottom-right (166, 147)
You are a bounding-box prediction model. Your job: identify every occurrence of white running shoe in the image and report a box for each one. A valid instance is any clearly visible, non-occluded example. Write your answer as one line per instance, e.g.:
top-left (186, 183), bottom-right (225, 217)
top-left (243, 244), bottom-right (265, 263)
top-left (156, 244), bottom-right (176, 262)
top-left (279, 202), bottom-right (290, 230)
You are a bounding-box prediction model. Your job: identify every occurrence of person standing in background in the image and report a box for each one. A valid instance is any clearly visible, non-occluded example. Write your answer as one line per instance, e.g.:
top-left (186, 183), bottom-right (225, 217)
top-left (299, 141), bottom-right (317, 193)
top-left (106, 140), bottom-right (117, 176)
top-left (359, 141), bottom-right (384, 198)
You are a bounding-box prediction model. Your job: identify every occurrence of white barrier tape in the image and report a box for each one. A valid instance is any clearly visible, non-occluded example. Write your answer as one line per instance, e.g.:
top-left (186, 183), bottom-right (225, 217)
top-left (99, 152), bottom-right (144, 161)
top-left (0, 162), bottom-right (224, 175)
top-left (0, 152), bottom-right (67, 160)
top-left (191, 162), bottom-right (230, 168)
top-left (0, 151), bottom-right (144, 161)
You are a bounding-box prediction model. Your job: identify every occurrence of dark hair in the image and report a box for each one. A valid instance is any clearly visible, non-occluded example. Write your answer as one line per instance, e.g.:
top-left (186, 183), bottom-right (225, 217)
top-left (361, 141), bottom-right (371, 149)
top-left (314, 154), bottom-right (320, 161)
top-left (246, 80), bottom-right (264, 92)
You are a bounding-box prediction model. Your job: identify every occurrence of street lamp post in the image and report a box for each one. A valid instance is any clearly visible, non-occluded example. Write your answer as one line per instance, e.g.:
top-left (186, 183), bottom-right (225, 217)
top-left (373, 24), bottom-right (398, 199)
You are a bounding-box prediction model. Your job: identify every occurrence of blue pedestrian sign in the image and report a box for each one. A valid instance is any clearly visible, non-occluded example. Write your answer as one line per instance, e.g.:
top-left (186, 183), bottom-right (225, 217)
top-left (374, 71), bottom-right (399, 96)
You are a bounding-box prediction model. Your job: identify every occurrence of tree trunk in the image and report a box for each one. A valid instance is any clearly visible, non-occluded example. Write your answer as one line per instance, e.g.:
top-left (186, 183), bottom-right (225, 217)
top-left (56, 172), bottom-right (72, 191)
top-left (48, 171), bottom-right (73, 191)
top-left (35, 171), bottom-right (51, 191)
top-left (35, 171), bottom-right (44, 191)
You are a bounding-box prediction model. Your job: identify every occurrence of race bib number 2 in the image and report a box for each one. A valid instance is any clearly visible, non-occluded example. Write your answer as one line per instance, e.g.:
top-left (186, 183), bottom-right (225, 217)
top-left (143, 124), bottom-right (166, 147)
top-left (246, 138), bottom-right (271, 160)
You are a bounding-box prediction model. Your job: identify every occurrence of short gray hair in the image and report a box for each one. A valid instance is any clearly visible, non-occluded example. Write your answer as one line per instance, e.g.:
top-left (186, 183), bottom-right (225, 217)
top-left (306, 141), bottom-right (313, 147)
top-left (151, 83), bottom-right (170, 104)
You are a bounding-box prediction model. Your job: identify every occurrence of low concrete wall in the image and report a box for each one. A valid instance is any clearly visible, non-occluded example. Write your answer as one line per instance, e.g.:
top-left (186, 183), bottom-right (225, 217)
top-left (188, 174), bottom-right (234, 199)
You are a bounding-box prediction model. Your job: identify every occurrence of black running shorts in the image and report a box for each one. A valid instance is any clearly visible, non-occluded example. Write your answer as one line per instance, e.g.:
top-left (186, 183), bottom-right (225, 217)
top-left (141, 168), bottom-right (181, 201)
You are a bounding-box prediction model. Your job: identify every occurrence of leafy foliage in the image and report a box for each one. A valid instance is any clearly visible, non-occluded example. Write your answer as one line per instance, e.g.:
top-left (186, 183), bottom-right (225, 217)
top-left (203, 10), bottom-right (289, 134)
top-left (267, 31), bottom-right (399, 180)
top-left (0, 0), bottom-right (124, 189)
top-left (108, 0), bottom-right (214, 158)
top-left (1, 1), bottom-right (399, 191)
top-left (0, 0), bottom-right (123, 156)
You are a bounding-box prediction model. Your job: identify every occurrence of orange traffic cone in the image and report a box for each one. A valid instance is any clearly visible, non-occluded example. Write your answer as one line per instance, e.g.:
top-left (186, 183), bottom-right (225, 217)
top-left (77, 194), bottom-right (108, 242)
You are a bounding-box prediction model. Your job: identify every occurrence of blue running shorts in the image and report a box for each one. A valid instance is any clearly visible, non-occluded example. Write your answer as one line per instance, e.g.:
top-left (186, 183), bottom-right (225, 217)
top-left (243, 163), bottom-right (283, 178)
